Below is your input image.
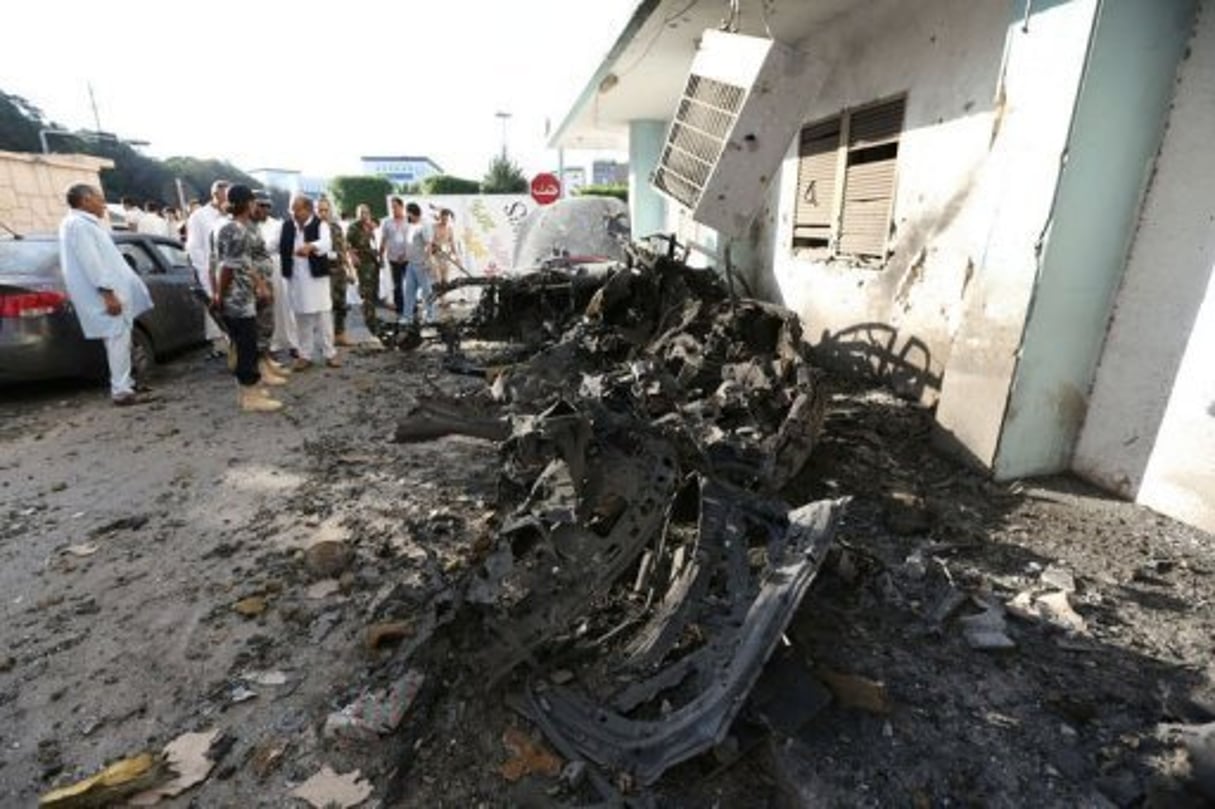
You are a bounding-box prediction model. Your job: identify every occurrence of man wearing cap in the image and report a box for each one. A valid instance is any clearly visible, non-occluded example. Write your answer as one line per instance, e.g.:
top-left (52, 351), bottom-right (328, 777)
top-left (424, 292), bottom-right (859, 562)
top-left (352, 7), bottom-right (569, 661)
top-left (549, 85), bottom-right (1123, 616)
top-left (185, 180), bottom-right (230, 356)
top-left (279, 195), bottom-right (339, 370)
top-left (215, 184), bottom-right (283, 412)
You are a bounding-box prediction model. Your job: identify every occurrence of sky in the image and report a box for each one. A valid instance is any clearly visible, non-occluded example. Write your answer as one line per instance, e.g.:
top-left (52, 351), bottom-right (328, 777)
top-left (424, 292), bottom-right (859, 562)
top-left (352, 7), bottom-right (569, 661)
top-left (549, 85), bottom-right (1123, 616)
top-left (0, 0), bottom-right (636, 181)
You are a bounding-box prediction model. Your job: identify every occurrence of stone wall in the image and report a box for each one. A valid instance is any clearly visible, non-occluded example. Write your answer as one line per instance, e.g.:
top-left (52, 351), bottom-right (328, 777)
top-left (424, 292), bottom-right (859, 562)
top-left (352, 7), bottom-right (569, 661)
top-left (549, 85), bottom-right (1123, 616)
top-left (0, 151), bottom-right (113, 235)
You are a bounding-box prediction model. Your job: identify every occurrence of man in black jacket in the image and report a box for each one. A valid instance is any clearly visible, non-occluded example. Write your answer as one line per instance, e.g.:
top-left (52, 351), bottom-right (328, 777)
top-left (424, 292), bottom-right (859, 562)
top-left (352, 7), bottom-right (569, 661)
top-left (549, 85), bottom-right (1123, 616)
top-left (279, 196), bottom-right (339, 370)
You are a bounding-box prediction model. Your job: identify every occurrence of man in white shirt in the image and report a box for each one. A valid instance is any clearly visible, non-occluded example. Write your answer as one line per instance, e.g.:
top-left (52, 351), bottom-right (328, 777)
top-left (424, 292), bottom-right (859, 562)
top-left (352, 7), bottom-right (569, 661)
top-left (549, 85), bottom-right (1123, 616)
top-left (255, 193), bottom-right (297, 359)
top-left (120, 196), bottom-right (144, 232)
top-left (185, 180), bottom-right (230, 354)
top-left (278, 195), bottom-right (338, 370)
top-left (136, 201), bottom-right (171, 237)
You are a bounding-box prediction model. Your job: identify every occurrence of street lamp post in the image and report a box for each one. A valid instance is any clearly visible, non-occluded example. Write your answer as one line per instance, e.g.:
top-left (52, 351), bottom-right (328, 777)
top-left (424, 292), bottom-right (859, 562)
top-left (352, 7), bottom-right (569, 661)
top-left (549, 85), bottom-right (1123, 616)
top-left (494, 111), bottom-right (512, 159)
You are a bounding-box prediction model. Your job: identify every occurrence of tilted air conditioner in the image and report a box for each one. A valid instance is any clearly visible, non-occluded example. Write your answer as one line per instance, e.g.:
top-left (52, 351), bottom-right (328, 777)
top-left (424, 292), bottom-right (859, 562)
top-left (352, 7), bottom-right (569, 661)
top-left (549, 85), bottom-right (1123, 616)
top-left (652, 30), bottom-right (811, 239)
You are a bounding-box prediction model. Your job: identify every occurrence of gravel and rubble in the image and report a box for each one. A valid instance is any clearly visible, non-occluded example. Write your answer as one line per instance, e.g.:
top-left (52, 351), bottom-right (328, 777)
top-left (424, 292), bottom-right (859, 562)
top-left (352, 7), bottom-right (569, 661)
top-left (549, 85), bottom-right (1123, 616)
top-left (0, 245), bottom-right (1212, 807)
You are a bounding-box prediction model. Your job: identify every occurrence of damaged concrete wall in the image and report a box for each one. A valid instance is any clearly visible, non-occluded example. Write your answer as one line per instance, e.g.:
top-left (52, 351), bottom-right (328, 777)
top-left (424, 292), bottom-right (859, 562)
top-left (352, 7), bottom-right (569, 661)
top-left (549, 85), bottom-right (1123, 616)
top-left (994, 0), bottom-right (1199, 480)
top-left (733, 0), bottom-right (1101, 472)
top-left (914, 0), bottom-right (1100, 471)
top-left (753, 0), bottom-right (1063, 412)
top-left (1075, 3), bottom-right (1215, 532)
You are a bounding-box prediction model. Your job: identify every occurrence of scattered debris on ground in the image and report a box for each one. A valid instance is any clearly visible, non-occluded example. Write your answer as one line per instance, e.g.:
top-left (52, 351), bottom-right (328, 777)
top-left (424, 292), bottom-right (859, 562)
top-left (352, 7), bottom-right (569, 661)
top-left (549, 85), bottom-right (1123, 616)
top-left (3, 241), bottom-right (1213, 807)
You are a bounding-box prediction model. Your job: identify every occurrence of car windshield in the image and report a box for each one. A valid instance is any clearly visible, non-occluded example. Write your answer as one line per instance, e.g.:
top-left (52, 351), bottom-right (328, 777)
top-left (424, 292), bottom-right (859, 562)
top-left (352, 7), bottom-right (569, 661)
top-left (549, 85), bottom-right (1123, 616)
top-left (0, 240), bottom-right (60, 278)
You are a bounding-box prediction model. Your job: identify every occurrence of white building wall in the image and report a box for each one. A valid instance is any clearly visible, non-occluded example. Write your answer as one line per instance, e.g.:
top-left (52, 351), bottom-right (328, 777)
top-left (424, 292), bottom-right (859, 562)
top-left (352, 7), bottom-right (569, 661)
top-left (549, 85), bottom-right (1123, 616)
top-left (1138, 269), bottom-right (1215, 534)
top-left (1075, 4), bottom-right (1215, 531)
top-left (659, 0), bottom-right (1099, 479)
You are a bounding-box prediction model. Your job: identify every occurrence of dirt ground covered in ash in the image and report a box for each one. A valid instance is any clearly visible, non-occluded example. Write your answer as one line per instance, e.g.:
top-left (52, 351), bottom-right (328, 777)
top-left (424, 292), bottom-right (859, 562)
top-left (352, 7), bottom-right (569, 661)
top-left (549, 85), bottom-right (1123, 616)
top-left (0, 338), bottom-right (1212, 808)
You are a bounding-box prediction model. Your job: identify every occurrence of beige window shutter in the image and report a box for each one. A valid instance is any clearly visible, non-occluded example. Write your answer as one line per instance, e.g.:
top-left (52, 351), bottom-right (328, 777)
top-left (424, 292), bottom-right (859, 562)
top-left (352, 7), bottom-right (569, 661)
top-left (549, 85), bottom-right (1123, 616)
top-left (839, 98), bottom-right (905, 257)
top-left (793, 118), bottom-right (842, 247)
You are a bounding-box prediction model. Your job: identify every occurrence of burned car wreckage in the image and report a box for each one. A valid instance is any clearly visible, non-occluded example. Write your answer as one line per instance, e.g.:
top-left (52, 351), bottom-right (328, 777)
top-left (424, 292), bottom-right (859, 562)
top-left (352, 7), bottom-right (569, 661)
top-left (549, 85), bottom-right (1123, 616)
top-left (391, 222), bottom-right (844, 801)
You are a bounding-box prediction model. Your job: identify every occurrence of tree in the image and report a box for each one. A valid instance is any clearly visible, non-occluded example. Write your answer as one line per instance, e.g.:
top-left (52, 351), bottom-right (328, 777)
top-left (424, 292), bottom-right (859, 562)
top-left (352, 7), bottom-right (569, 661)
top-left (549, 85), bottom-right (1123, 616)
top-left (481, 155), bottom-right (528, 194)
top-left (576, 183), bottom-right (629, 203)
top-left (0, 92), bottom-right (45, 153)
top-left (420, 174), bottom-right (481, 195)
top-left (329, 175), bottom-right (395, 219)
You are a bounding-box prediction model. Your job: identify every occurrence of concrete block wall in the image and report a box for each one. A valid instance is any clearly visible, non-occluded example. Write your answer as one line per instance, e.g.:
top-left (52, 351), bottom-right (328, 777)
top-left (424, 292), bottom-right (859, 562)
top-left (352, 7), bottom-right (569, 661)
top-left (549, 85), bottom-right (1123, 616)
top-left (0, 151), bottom-right (113, 235)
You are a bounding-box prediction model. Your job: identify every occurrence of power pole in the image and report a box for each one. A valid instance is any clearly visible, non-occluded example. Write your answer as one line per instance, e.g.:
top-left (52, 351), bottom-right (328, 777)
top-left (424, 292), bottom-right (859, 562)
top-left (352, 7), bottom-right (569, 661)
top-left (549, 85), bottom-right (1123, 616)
top-left (87, 83), bottom-right (102, 133)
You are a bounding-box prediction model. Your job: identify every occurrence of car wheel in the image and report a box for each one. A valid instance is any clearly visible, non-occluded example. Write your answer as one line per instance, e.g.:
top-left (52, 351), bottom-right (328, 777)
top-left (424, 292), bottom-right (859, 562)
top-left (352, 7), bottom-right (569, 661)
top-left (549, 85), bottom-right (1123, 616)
top-left (131, 327), bottom-right (156, 380)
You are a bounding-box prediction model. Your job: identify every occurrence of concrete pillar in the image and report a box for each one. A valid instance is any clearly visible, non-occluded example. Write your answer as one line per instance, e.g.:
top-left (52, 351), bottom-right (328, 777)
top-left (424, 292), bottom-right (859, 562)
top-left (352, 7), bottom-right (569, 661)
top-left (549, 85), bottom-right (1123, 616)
top-left (628, 120), bottom-right (668, 237)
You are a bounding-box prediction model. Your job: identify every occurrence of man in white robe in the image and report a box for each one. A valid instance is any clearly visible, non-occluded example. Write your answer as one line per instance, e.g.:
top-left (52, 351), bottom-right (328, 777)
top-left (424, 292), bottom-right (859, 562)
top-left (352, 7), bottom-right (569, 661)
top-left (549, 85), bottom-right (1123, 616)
top-left (279, 196), bottom-right (338, 370)
top-left (58, 183), bottom-right (155, 406)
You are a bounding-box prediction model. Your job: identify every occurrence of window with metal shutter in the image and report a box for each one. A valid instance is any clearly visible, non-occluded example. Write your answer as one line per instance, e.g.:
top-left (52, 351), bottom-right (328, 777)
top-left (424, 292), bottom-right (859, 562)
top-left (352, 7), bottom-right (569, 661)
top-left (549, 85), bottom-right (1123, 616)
top-left (652, 75), bottom-right (747, 212)
top-left (793, 118), bottom-right (841, 248)
top-left (838, 97), bottom-right (904, 257)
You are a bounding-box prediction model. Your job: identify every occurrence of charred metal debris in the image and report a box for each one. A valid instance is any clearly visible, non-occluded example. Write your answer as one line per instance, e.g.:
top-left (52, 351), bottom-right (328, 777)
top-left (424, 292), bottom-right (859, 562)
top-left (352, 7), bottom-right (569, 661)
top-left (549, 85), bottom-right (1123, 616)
top-left (394, 242), bottom-right (845, 799)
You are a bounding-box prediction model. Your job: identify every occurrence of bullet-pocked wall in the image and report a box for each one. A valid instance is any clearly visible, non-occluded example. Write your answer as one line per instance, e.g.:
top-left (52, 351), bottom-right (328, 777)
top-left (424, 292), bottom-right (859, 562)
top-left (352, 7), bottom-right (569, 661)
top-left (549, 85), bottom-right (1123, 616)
top-left (739, 0), bottom-right (1102, 477)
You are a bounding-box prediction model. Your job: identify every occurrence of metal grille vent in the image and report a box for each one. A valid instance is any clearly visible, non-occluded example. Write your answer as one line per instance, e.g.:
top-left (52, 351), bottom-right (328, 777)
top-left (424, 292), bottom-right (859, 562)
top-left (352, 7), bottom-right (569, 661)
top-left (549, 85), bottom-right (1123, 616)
top-left (652, 74), bottom-right (747, 211)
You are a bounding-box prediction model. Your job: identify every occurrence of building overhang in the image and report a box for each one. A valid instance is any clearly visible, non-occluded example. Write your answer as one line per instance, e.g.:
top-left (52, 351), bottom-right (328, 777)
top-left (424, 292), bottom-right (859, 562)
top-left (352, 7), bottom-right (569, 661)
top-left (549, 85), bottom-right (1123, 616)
top-left (550, 0), bottom-right (874, 151)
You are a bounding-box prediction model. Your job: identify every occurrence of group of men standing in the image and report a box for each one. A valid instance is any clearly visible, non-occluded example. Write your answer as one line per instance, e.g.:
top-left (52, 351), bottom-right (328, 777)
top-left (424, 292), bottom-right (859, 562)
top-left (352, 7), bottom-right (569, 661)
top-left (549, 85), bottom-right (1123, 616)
top-left (197, 182), bottom-right (369, 412)
top-left (58, 178), bottom-right (457, 413)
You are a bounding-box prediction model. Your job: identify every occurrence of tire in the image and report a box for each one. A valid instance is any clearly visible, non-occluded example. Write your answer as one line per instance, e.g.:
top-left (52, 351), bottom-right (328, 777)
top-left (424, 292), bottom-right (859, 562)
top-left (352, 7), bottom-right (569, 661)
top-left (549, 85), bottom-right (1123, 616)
top-left (131, 327), bottom-right (156, 380)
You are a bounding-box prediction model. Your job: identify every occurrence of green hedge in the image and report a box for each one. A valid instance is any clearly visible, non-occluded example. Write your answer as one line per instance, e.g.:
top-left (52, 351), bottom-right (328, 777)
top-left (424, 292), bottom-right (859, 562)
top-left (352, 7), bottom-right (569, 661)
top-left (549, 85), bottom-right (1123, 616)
top-left (576, 183), bottom-right (629, 203)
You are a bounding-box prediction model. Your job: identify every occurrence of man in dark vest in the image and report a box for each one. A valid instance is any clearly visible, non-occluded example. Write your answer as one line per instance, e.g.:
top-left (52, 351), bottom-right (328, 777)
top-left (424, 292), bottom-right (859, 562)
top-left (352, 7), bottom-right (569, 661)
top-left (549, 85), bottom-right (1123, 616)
top-left (279, 195), bottom-right (339, 370)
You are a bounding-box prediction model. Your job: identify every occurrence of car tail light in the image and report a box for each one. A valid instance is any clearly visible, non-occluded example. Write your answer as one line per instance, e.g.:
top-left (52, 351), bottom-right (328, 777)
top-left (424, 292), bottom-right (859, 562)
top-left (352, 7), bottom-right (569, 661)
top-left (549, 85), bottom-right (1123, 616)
top-left (0, 290), bottom-right (68, 318)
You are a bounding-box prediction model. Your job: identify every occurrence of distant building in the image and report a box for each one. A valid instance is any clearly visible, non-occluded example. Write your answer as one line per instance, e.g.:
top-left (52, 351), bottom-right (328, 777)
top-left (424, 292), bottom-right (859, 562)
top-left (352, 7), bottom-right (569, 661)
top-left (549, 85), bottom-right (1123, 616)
top-left (592, 160), bottom-right (628, 186)
top-left (561, 167), bottom-right (587, 193)
top-left (248, 168), bottom-right (328, 199)
top-left (360, 156), bottom-right (444, 186)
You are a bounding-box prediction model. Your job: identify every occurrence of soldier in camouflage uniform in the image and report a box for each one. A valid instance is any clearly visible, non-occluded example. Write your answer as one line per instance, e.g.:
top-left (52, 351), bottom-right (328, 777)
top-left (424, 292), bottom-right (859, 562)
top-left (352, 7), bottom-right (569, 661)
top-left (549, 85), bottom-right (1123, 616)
top-left (317, 198), bottom-right (353, 346)
top-left (346, 203), bottom-right (381, 338)
top-left (215, 184), bottom-right (283, 413)
top-left (251, 193), bottom-right (292, 380)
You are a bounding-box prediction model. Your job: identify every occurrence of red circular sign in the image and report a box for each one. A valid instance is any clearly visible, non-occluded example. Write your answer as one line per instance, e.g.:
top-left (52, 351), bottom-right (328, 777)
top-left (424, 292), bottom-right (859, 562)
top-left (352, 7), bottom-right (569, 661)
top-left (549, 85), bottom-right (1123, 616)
top-left (530, 173), bottom-right (562, 206)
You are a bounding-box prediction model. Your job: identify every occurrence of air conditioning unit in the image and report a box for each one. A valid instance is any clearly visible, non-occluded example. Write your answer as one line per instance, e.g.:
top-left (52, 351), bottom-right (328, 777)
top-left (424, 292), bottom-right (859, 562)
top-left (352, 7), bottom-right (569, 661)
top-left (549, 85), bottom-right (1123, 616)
top-left (651, 30), bottom-right (812, 239)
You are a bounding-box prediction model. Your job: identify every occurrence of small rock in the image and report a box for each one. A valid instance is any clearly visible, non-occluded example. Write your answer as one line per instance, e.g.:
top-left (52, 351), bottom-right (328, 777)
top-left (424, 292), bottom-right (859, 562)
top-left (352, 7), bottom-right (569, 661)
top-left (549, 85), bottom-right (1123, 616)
top-left (1037, 591), bottom-right (1087, 634)
top-left (233, 597), bottom-right (268, 618)
top-left (559, 760), bottom-right (587, 789)
top-left (304, 541), bottom-right (353, 579)
top-left (1041, 565), bottom-right (1077, 593)
top-left (882, 491), bottom-right (933, 535)
top-left (550, 669), bottom-right (575, 685)
top-left (815, 668), bottom-right (892, 714)
top-left (902, 550), bottom-right (927, 580)
top-left (230, 686), bottom-right (257, 703)
top-left (959, 602), bottom-right (1016, 651)
top-left (306, 580), bottom-right (342, 600)
top-left (249, 739), bottom-right (289, 780)
top-left (364, 621), bottom-right (413, 652)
